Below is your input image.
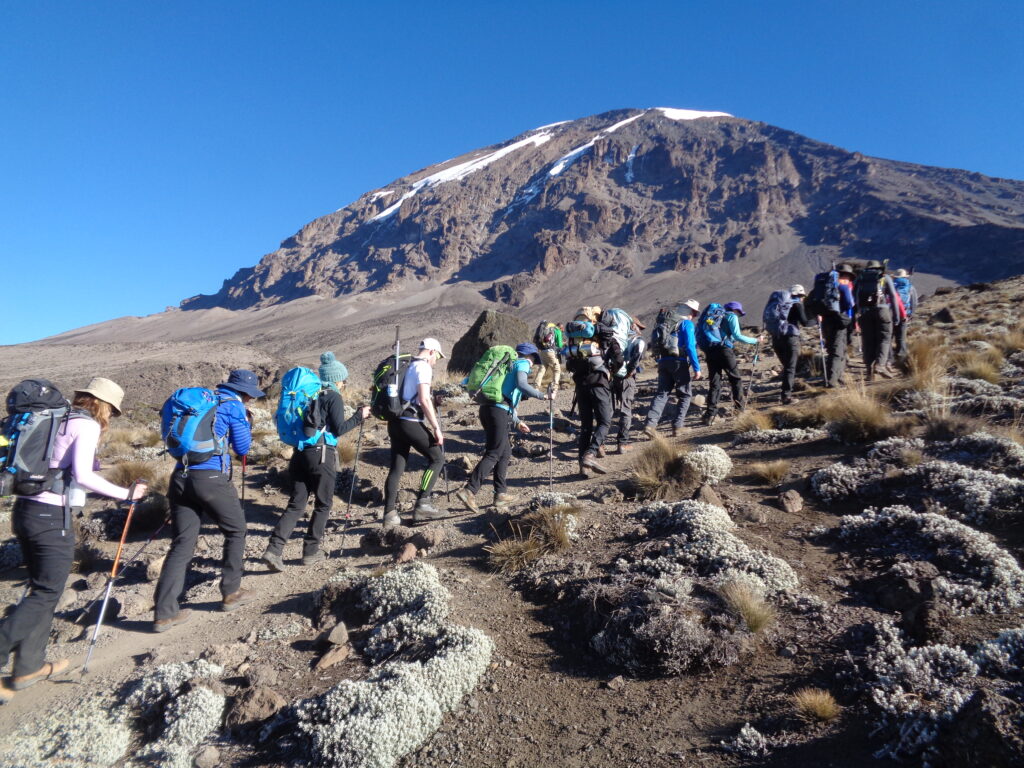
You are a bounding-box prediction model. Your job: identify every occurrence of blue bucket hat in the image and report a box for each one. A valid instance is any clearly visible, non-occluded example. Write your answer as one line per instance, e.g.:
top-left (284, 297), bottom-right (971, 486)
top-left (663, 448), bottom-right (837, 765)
top-left (516, 342), bottom-right (539, 358)
top-left (220, 369), bottom-right (265, 398)
top-left (723, 301), bottom-right (746, 316)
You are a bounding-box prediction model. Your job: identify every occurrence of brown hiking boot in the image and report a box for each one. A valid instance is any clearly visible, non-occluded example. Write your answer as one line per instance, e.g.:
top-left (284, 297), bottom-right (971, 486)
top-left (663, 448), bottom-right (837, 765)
top-left (582, 455), bottom-right (608, 474)
top-left (11, 659), bottom-right (69, 690)
top-left (153, 609), bottom-right (193, 633)
top-left (643, 425), bottom-right (658, 440)
top-left (494, 492), bottom-right (521, 507)
top-left (262, 550), bottom-right (286, 573)
top-left (616, 441), bottom-right (631, 454)
top-left (595, 445), bottom-right (606, 458)
top-left (221, 589), bottom-right (256, 613)
top-left (455, 487), bottom-right (480, 513)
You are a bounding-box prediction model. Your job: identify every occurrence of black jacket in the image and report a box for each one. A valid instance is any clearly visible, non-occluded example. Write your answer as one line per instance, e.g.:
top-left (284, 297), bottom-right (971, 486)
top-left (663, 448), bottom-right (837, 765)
top-left (304, 388), bottom-right (361, 450)
top-left (567, 324), bottom-right (624, 389)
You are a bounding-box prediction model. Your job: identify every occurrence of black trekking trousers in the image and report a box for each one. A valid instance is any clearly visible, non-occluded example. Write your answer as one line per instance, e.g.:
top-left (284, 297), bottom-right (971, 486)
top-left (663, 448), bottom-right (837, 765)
top-left (0, 499), bottom-right (76, 677)
top-left (577, 383), bottom-right (613, 459)
top-left (467, 403), bottom-right (511, 497)
top-left (612, 375), bottom-right (637, 442)
top-left (645, 358), bottom-right (693, 430)
top-left (384, 418), bottom-right (443, 513)
top-left (155, 469), bottom-right (248, 620)
top-left (821, 314), bottom-right (851, 387)
top-left (893, 318), bottom-right (910, 362)
top-left (860, 306), bottom-right (894, 373)
top-left (705, 346), bottom-right (744, 412)
top-left (267, 445), bottom-right (337, 558)
top-left (771, 334), bottom-right (801, 398)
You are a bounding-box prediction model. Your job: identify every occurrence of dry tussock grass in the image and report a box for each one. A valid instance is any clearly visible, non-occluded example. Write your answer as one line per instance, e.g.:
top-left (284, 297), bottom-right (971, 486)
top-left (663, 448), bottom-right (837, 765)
top-left (104, 460), bottom-right (173, 494)
top-left (336, 439), bottom-right (357, 465)
top-left (792, 687), bottom-right (841, 722)
top-left (769, 406), bottom-right (827, 429)
top-left (719, 580), bottom-right (776, 633)
top-left (992, 324), bottom-right (1024, 354)
top-left (811, 387), bottom-right (912, 443)
top-left (485, 504), bottom-right (580, 573)
top-left (901, 335), bottom-right (947, 392)
top-left (628, 437), bottom-right (699, 501)
top-left (953, 351), bottom-right (1002, 384)
top-left (735, 410), bottom-right (772, 433)
top-left (105, 425), bottom-right (161, 448)
top-left (749, 459), bottom-right (790, 486)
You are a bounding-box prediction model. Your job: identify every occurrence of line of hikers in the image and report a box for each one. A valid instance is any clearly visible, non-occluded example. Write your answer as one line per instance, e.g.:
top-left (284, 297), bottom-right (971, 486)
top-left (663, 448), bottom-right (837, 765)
top-left (0, 259), bottom-right (917, 697)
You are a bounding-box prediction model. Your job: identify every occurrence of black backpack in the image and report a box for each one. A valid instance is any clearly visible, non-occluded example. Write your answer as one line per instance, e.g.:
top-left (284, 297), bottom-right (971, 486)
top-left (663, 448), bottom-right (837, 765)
top-left (856, 268), bottom-right (885, 308)
top-left (369, 353), bottom-right (413, 421)
top-left (0, 379), bottom-right (82, 497)
top-left (806, 271), bottom-right (842, 317)
top-left (650, 307), bottom-right (681, 357)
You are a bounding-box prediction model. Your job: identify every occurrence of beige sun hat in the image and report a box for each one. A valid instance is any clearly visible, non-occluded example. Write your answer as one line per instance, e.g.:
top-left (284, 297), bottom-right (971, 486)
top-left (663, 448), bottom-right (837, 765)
top-left (683, 299), bottom-right (700, 313)
top-left (894, 269), bottom-right (908, 277)
top-left (75, 377), bottom-right (125, 415)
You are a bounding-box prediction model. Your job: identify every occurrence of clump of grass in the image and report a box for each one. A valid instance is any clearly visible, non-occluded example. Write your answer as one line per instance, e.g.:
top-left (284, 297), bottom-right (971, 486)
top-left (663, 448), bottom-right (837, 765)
top-left (899, 448), bottom-right (925, 468)
top-left (337, 439), bottom-right (357, 465)
top-left (485, 504), bottom-right (580, 573)
top-left (769, 406), bottom-right (826, 429)
top-left (814, 388), bottom-right (912, 443)
top-left (792, 687), bottom-right (841, 722)
top-left (749, 459), bottom-right (790, 486)
top-left (901, 335), bottom-right (947, 392)
top-left (719, 580), bottom-right (776, 633)
top-left (956, 357), bottom-right (1002, 385)
top-left (992, 325), bottom-right (1024, 354)
top-left (627, 437), bottom-right (700, 500)
top-left (104, 460), bottom-right (173, 492)
top-left (734, 410), bottom-right (772, 433)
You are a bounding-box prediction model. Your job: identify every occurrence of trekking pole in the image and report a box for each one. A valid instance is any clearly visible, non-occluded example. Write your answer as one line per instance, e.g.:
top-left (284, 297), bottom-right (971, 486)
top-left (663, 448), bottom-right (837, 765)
top-left (547, 384), bottom-right (554, 489)
top-left (742, 338), bottom-right (762, 408)
top-left (82, 482), bottom-right (140, 675)
top-left (74, 515), bottom-right (172, 625)
top-left (817, 319), bottom-right (830, 386)
top-left (336, 417), bottom-right (365, 558)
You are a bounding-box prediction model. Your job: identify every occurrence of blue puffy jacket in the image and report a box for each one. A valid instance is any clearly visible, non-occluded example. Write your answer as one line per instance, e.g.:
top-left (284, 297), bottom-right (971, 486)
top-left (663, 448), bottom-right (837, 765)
top-left (180, 387), bottom-right (252, 472)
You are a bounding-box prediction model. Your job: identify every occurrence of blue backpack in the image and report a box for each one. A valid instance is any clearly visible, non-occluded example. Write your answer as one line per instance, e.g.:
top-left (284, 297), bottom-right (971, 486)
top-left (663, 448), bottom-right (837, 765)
top-left (763, 290), bottom-right (797, 338)
top-left (161, 388), bottom-right (227, 465)
top-left (892, 276), bottom-right (913, 316)
top-left (277, 367), bottom-right (337, 450)
top-left (696, 303), bottom-right (728, 352)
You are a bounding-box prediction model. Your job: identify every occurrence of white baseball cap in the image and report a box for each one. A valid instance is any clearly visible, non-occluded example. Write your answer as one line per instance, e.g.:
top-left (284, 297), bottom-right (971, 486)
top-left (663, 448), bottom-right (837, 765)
top-left (418, 338), bottom-right (445, 358)
top-left (683, 299), bottom-right (700, 313)
top-left (789, 284), bottom-right (806, 297)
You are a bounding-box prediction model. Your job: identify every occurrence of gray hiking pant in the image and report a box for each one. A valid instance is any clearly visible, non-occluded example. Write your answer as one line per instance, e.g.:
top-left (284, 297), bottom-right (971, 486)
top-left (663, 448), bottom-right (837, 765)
top-left (612, 375), bottom-right (637, 442)
top-left (821, 315), bottom-right (851, 387)
top-left (893, 318), bottom-right (910, 362)
top-left (0, 499), bottom-right (76, 677)
top-left (645, 358), bottom-right (693, 430)
top-left (155, 469), bottom-right (248, 620)
top-left (577, 384), bottom-right (612, 459)
top-left (771, 334), bottom-right (800, 398)
top-left (860, 306), bottom-right (894, 372)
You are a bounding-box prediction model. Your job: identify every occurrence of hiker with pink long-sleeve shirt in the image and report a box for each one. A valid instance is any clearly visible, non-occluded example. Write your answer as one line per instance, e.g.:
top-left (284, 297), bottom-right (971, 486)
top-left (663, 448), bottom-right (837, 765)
top-left (0, 377), bottom-right (147, 703)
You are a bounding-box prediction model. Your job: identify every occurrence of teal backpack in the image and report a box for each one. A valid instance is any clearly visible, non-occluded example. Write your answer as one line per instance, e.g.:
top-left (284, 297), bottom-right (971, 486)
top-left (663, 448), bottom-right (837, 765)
top-left (276, 367), bottom-right (337, 450)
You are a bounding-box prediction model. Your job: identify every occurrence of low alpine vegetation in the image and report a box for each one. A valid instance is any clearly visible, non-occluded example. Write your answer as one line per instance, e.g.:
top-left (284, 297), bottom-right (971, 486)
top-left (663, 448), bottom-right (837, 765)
top-left (748, 459), bottom-right (790, 486)
top-left (719, 579), bottom-right (776, 633)
top-left (813, 388), bottom-right (913, 443)
top-left (791, 687), bottom-right (841, 723)
top-left (485, 504), bottom-right (580, 573)
top-left (627, 437), bottom-right (700, 501)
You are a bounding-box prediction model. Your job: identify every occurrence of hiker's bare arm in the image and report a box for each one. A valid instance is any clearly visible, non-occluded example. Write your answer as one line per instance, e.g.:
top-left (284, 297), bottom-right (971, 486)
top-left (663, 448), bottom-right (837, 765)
top-left (418, 382), bottom-right (443, 444)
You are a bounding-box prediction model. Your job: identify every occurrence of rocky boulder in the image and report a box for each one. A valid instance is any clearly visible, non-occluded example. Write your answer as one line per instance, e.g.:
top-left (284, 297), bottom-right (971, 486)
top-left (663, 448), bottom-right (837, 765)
top-left (448, 310), bottom-right (532, 373)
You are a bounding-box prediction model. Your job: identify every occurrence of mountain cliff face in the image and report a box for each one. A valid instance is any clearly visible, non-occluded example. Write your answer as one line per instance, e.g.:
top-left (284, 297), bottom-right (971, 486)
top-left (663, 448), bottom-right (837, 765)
top-left (182, 107), bottom-right (1024, 310)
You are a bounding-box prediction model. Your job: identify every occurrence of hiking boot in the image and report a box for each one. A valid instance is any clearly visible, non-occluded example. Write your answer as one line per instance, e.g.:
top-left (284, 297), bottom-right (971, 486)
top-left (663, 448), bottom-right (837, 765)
top-left (595, 445), bottom-right (606, 458)
top-left (616, 441), bottom-right (631, 454)
top-left (494, 492), bottom-right (521, 507)
top-left (0, 680), bottom-right (14, 704)
top-left (11, 659), bottom-right (69, 690)
top-left (413, 500), bottom-right (451, 524)
top-left (302, 550), bottom-right (327, 566)
top-left (701, 411), bottom-right (714, 427)
top-left (781, 394), bottom-right (793, 405)
top-left (578, 460), bottom-right (588, 478)
top-left (262, 550), bottom-right (286, 573)
top-left (581, 455), bottom-right (608, 474)
top-left (153, 609), bottom-right (193, 633)
top-left (642, 425), bottom-right (658, 440)
top-left (221, 589), bottom-right (256, 613)
top-left (382, 510), bottom-right (402, 528)
top-left (878, 366), bottom-right (896, 379)
top-left (455, 486), bottom-right (480, 513)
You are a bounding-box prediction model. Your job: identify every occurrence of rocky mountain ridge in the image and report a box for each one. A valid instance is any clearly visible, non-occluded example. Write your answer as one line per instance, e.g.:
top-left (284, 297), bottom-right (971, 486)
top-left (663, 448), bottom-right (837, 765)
top-left (183, 107), bottom-right (1024, 312)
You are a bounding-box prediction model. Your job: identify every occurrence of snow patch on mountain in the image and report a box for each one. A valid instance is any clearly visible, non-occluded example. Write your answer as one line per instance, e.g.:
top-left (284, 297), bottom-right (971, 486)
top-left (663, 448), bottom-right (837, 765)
top-left (655, 107), bottom-right (733, 121)
top-left (371, 132), bottom-right (553, 221)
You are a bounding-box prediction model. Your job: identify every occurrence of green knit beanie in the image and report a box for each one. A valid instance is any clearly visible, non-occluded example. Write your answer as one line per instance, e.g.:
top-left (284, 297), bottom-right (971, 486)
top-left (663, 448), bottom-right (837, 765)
top-left (319, 351), bottom-right (348, 385)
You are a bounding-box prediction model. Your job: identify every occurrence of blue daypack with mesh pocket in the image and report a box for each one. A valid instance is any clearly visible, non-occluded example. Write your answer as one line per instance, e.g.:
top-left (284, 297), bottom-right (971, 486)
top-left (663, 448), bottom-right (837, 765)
top-left (161, 387), bottom-right (227, 465)
top-left (695, 303), bottom-right (728, 352)
top-left (277, 367), bottom-right (337, 449)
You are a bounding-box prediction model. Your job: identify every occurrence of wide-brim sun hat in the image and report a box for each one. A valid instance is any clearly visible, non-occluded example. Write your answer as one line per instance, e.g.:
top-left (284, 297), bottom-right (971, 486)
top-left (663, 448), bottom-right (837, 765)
top-left (836, 263), bottom-right (855, 275)
top-left (683, 299), bottom-right (700, 313)
top-left (516, 342), bottom-right (539, 357)
top-left (894, 269), bottom-right (908, 277)
top-left (220, 369), bottom-right (265, 398)
top-left (75, 377), bottom-right (125, 416)
top-left (419, 338), bottom-right (446, 358)
top-left (724, 301), bottom-right (746, 316)
top-left (789, 284), bottom-right (806, 297)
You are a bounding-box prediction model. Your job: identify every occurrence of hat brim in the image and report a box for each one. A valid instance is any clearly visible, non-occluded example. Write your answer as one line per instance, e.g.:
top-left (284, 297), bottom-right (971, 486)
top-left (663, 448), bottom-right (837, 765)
top-left (74, 388), bottom-right (123, 416)
top-left (220, 382), bottom-right (266, 398)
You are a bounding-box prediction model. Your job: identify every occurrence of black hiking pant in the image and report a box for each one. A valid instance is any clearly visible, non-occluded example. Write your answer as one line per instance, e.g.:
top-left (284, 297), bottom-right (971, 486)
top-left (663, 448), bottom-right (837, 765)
top-left (467, 403), bottom-right (511, 496)
top-left (893, 318), bottom-right (910, 362)
top-left (577, 384), bottom-right (612, 459)
top-left (155, 469), bottom-right (248, 620)
top-left (0, 499), bottom-right (76, 677)
top-left (612, 375), bottom-right (637, 443)
top-left (821, 314), bottom-right (851, 387)
top-left (860, 306), bottom-right (894, 374)
top-left (384, 418), bottom-right (443, 512)
top-left (771, 334), bottom-right (800, 399)
top-left (705, 346), bottom-right (744, 413)
top-left (645, 358), bottom-right (693, 431)
top-left (267, 445), bottom-right (337, 558)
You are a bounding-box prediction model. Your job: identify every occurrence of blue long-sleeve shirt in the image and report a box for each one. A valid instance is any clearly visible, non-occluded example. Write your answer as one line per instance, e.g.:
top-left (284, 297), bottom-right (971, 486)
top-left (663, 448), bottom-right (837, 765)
top-left (673, 319), bottom-right (702, 373)
top-left (498, 358), bottom-right (544, 424)
top-left (723, 313), bottom-right (757, 348)
top-left (184, 387), bottom-right (252, 472)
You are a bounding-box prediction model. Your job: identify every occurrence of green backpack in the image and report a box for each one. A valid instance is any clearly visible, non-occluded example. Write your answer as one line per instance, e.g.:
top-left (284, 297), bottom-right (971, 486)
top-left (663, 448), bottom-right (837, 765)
top-left (464, 346), bottom-right (516, 403)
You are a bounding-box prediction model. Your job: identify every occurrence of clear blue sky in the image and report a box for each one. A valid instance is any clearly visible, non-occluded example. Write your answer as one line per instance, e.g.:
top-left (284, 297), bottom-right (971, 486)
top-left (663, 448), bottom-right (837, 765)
top-left (2, 1), bottom-right (1021, 345)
